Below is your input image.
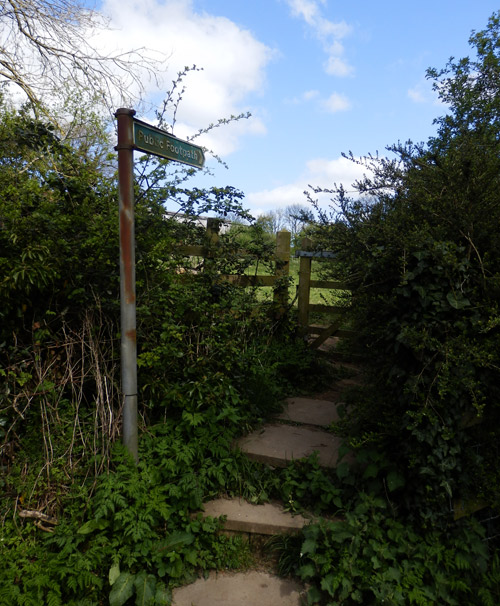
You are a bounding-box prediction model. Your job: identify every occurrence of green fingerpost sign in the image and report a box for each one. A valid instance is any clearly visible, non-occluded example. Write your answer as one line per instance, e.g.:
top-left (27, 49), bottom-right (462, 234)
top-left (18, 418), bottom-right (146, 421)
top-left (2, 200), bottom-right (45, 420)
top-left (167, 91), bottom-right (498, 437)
top-left (133, 118), bottom-right (205, 168)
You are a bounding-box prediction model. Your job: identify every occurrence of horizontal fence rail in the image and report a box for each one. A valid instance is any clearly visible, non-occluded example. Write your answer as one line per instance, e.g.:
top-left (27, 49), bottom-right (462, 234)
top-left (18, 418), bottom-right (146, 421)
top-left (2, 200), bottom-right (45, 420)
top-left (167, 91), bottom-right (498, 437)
top-left (175, 218), bottom-right (291, 315)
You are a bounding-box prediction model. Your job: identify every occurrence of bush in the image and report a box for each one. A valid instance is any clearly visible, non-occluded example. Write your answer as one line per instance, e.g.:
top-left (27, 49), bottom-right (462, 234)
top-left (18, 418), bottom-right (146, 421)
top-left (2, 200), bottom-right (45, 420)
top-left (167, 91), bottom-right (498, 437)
top-left (307, 12), bottom-right (500, 522)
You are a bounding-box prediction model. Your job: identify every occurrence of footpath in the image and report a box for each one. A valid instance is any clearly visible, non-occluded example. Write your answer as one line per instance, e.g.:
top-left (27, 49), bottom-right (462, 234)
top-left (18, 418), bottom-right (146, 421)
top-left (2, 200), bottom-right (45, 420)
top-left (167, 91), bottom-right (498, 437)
top-left (172, 359), bottom-right (362, 606)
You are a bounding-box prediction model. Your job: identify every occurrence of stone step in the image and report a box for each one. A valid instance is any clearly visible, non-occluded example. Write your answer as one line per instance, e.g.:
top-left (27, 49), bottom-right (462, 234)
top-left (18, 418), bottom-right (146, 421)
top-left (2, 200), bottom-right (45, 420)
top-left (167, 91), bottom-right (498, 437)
top-left (201, 498), bottom-right (311, 535)
top-left (237, 423), bottom-right (344, 468)
top-left (328, 359), bottom-right (364, 374)
top-left (277, 396), bottom-right (342, 426)
top-left (172, 571), bottom-right (306, 606)
top-left (313, 377), bottom-right (363, 402)
top-left (173, 386), bottom-right (356, 605)
top-left (317, 335), bottom-right (341, 352)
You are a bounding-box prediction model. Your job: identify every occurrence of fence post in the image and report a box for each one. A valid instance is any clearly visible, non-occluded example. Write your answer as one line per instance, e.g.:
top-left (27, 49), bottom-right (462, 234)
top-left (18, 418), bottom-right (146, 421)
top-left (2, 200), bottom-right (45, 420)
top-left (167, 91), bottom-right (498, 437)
top-left (206, 217), bottom-right (221, 247)
top-left (274, 230), bottom-right (291, 316)
top-left (297, 236), bottom-right (312, 336)
top-left (204, 218), bottom-right (220, 272)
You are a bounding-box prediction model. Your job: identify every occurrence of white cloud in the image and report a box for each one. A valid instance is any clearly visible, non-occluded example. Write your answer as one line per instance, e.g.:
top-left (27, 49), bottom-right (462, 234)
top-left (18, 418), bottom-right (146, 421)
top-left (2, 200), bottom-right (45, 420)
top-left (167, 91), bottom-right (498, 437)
top-left (285, 0), bottom-right (321, 26)
top-left (91, 0), bottom-right (274, 155)
top-left (322, 92), bottom-right (351, 113)
top-left (247, 183), bottom-right (307, 217)
top-left (180, 112), bottom-right (267, 158)
top-left (246, 154), bottom-right (370, 216)
top-left (283, 0), bottom-right (353, 77)
top-left (408, 78), bottom-right (442, 105)
top-left (324, 56), bottom-right (352, 77)
top-left (408, 85), bottom-right (427, 104)
top-left (287, 89), bottom-right (320, 104)
top-left (306, 156), bottom-right (368, 188)
top-left (303, 89), bottom-right (321, 101)
top-left (287, 89), bottom-right (350, 113)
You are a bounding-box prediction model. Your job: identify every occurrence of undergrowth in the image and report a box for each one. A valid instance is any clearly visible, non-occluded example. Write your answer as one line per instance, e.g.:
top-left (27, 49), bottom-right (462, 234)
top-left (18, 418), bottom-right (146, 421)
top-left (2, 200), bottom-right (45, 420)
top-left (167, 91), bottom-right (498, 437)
top-left (1, 439), bottom-right (254, 606)
top-left (272, 497), bottom-right (500, 606)
top-left (267, 454), bottom-right (500, 606)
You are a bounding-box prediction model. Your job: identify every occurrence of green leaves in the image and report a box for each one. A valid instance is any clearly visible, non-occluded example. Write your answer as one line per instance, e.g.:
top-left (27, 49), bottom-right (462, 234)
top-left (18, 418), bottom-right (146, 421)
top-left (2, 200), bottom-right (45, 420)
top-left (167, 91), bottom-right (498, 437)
top-left (108, 568), bottom-right (171, 606)
top-left (134, 572), bottom-right (157, 606)
top-left (109, 563), bottom-right (121, 587)
top-left (155, 531), bottom-right (194, 554)
top-left (446, 291), bottom-right (470, 310)
top-left (335, 461), bottom-right (350, 480)
top-left (77, 519), bottom-right (109, 535)
top-left (386, 471), bottom-right (405, 492)
top-left (291, 499), bottom-right (499, 606)
top-left (300, 538), bottom-right (317, 556)
top-left (109, 572), bottom-right (135, 606)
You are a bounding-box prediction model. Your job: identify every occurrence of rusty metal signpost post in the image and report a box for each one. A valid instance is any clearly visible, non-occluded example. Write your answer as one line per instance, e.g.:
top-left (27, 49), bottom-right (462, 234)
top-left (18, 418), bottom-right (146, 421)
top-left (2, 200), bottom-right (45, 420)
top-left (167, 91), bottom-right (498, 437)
top-left (115, 108), bottom-right (205, 462)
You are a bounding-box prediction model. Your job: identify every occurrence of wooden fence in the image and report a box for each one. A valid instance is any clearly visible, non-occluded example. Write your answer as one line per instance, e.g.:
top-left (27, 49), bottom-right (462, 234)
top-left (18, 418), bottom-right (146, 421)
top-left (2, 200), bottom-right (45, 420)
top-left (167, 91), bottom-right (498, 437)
top-left (176, 218), bottom-right (291, 314)
top-left (176, 219), bottom-right (351, 351)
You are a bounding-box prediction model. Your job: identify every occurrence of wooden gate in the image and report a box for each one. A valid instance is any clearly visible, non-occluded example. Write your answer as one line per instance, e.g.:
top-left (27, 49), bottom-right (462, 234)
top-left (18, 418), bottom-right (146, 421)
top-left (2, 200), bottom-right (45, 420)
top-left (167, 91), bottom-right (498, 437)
top-left (177, 218), bottom-right (291, 314)
top-left (174, 223), bottom-right (350, 351)
top-left (296, 237), bottom-right (351, 351)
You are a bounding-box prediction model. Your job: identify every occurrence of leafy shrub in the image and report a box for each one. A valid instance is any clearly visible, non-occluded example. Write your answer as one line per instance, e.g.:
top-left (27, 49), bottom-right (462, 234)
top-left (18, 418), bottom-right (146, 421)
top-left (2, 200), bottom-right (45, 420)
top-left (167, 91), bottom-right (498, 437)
top-left (294, 495), bottom-right (500, 606)
top-left (267, 486), bottom-right (500, 606)
top-left (307, 11), bottom-right (500, 522)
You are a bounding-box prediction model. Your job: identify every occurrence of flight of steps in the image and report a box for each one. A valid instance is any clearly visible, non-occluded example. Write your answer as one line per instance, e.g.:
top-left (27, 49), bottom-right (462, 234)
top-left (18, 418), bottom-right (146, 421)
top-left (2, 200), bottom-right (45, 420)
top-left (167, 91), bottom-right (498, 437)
top-left (172, 367), bottom-right (361, 606)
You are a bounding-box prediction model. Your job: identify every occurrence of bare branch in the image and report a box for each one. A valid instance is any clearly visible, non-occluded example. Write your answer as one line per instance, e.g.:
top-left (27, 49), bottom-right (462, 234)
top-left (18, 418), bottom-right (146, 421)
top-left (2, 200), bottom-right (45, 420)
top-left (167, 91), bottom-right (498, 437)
top-left (0, 0), bottom-right (167, 119)
top-left (18, 509), bottom-right (58, 525)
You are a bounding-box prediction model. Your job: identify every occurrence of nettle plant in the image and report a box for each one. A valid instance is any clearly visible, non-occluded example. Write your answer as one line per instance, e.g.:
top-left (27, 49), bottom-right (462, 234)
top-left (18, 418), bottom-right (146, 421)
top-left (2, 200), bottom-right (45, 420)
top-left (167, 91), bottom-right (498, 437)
top-left (268, 457), bottom-right (500, 605)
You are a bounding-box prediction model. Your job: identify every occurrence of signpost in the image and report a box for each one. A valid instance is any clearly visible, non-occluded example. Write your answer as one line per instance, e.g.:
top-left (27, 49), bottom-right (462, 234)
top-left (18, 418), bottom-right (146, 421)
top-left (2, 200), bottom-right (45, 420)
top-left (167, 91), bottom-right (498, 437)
top-left (115, 108), bottom-right (205, 462)
top-left (133, 119), bottom-right (205, 168)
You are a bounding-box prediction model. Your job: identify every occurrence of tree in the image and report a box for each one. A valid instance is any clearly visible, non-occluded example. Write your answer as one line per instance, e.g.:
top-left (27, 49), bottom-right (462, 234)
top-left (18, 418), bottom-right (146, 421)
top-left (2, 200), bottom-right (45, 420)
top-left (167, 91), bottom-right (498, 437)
top-left (283, 203), bottom-right (313, 246)
top-left (255, 208), bottom-right (286, 234)
top-left (309, 11), bottom-right (500, 522)
top-left (0, 0), bottom-right (164, 118)
top-left (255, 204), bottom-right (313, 240)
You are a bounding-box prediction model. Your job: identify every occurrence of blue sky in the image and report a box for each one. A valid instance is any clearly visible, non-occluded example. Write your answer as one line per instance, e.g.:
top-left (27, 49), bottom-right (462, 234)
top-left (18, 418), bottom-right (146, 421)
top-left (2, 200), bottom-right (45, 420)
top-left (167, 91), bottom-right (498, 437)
top-left (93, 0), bottom-right (499, 217)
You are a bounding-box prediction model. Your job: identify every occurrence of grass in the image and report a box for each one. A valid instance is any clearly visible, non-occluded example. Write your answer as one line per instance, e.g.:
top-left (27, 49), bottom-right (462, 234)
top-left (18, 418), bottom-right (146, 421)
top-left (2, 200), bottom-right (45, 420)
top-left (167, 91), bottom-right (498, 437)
top-left (244, 257), bottom-right (350, 307)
